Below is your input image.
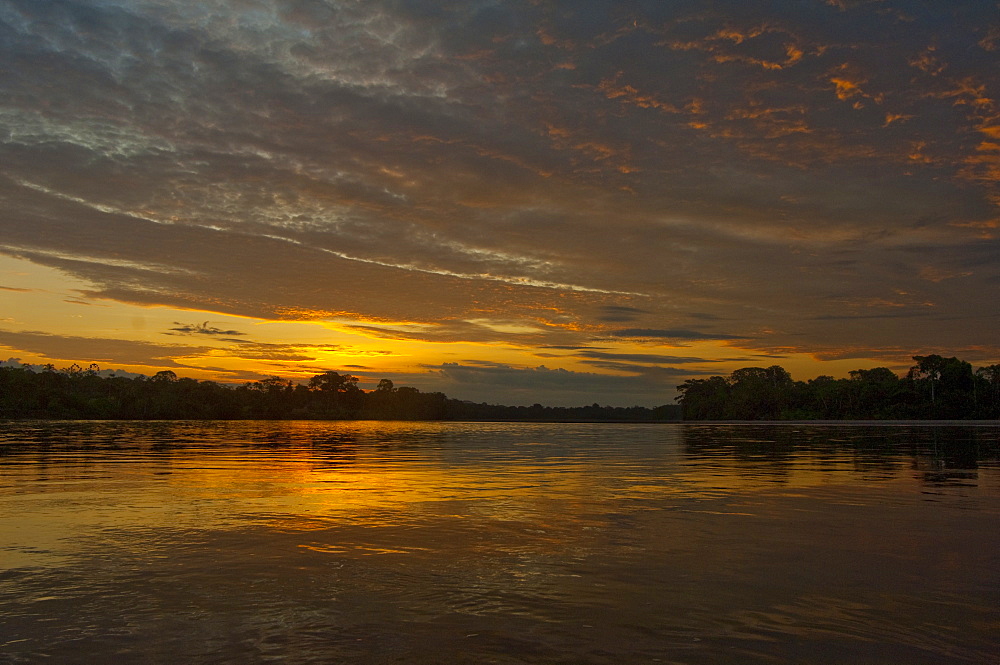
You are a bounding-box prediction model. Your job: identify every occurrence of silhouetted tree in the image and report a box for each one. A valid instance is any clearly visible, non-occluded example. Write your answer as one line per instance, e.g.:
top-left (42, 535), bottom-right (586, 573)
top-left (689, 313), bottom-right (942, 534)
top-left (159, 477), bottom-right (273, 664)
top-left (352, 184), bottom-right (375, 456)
top-left (907, 355), bottom-right (974, 418)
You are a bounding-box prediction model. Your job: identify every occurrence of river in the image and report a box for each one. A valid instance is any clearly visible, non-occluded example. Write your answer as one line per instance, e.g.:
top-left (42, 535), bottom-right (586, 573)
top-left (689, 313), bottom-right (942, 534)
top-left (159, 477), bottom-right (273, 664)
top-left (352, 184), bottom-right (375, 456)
top-left (1, 420), bottom-right (998, 664)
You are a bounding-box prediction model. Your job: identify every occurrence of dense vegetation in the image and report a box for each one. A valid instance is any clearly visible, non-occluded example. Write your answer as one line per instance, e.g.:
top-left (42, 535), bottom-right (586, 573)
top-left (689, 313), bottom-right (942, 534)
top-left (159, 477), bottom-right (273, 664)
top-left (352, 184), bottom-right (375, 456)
top-left (676, 355), bottom-right (1000, 420)
top-left (6, 353), bottom-right (997, 422)
top-left (0, 365), bottom-right (679, 422)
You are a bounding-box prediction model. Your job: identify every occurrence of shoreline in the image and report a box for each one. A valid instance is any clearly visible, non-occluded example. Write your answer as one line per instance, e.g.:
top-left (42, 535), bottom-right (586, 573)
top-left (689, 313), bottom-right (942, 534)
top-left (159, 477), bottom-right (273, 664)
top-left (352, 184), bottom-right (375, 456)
top-left (2, 417), bottom-right (998, 425)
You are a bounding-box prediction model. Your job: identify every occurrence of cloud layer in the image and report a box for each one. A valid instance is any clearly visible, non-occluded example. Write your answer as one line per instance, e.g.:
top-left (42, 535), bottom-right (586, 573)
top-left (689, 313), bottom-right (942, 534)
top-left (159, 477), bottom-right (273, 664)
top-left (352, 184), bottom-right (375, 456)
top-left (1, 0), bottom-right (998, 402)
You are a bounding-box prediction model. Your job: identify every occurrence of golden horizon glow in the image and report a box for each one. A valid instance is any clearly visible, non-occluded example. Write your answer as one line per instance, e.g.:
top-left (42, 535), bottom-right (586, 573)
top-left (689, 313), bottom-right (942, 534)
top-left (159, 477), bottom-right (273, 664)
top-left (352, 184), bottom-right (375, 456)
top-left (1, 253), bottom-right (911, 402)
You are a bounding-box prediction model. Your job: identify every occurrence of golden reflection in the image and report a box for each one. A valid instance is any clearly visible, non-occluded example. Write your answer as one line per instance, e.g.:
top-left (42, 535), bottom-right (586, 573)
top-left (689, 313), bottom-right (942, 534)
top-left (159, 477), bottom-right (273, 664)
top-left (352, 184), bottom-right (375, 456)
top-left (3, 419), bottom-right (999, 665)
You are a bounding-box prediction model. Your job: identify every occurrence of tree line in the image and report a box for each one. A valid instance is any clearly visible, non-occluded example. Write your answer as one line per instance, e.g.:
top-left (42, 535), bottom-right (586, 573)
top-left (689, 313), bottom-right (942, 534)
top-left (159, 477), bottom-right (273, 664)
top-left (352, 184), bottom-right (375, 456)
top-left (675, 355), bottom-right (1000, 420)
top-left (0, 364), bottom-right (680, 422)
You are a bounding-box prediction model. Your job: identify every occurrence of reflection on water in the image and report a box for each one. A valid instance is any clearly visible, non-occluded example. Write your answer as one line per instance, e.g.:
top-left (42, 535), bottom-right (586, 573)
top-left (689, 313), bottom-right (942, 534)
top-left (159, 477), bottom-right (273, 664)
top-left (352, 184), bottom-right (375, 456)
top-left (1, 421), bottom-right (998, 664)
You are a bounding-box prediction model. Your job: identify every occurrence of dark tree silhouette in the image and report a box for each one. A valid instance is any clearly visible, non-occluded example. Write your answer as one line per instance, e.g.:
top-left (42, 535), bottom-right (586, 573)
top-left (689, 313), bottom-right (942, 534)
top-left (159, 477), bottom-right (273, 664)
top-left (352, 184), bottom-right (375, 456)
top-left (0, 363), bottom-right (682, 422)
top-left (10, 352), bottom-right (997, 423)
top-left (676, 355), bottom-right (999, 421)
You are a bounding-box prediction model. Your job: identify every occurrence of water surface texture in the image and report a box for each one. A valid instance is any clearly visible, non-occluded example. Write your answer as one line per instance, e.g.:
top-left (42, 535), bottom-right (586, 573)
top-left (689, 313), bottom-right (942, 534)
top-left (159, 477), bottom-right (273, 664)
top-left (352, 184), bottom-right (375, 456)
top-left (1, 421), bottom-right (998, 664)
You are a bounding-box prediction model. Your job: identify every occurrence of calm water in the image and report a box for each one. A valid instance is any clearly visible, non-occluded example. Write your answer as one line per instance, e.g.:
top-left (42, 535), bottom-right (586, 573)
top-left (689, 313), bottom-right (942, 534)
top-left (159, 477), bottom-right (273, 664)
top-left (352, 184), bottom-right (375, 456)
top-left (1, 421), bottom-right (999, 664)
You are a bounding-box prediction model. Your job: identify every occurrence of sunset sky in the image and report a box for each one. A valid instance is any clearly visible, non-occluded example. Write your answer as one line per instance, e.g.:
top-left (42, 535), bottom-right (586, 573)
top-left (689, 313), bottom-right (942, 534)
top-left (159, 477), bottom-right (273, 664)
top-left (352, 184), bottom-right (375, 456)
top-left (1, 0), bottom-right (998, 406)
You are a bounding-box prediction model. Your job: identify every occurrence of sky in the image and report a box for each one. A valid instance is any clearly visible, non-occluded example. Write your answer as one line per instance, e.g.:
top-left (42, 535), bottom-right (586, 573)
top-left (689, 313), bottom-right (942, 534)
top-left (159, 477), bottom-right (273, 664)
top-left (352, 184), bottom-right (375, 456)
top-left (1, 0), bottom-right (998, 407)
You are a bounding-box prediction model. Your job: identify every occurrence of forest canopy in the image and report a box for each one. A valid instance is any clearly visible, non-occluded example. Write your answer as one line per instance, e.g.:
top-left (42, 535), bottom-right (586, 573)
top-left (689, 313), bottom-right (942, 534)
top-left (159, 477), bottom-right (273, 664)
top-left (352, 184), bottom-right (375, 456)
top-left (3, 354), bottom-right (998, 421)
top-left (675, 355), bottom-right (1000, 420)
top-left (0, 364), bottom-right (678, 422)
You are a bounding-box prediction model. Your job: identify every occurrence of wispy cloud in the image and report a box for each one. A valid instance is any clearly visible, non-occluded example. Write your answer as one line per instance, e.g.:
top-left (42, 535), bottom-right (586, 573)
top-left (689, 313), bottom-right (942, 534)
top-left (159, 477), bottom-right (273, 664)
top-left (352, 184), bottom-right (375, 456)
top-left (609, 329), bottom-right (750, 342)
top-left (576, 350), bottom-right (721, 364)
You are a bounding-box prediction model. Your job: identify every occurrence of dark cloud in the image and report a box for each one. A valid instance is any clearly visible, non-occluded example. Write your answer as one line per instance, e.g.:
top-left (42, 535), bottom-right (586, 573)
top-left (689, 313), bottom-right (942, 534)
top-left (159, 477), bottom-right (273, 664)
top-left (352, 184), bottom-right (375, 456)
top-left (0, 329), bottom-right (211, 368)
top-left (63, 297), bottom-right (110, 306)
top-left (456, 359), bottom-right (519, 369)
top-left (423, 361), bottom-right (691, 407)
top-left (577, 350), bottom-right (719, 364)
top-left (595, 305), bottom-right (650, 322)
top-left (222, 343), bottom-right (339, 363)
top-left (167, 321), bottom-right (247, 337)
top-left (578, 359), bottom-right (707, 376)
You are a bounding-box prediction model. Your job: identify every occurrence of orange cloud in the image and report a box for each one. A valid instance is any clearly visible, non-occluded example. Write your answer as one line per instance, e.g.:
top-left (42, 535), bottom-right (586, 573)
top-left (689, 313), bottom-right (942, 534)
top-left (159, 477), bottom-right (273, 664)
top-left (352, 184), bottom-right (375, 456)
top-left (908, 48), bottom-right (946, 75)
top-left (883, 113), bottom-right (913, 127)
top-left (572, 141), bottom-right (617, 161)
top-left (536, 25), bottom-right (575, 49)
top-left (544, 123), bottom-right (573, 139)
top-left (725, 104), bottom-right (812, 138)
top-left (957, 132), bottom-right (1000, 182)
top-left (830, 68), bottom-right (867, 101)
top-left (907, 141), bottom-right (935, 164)
top-left (596, 75), bottom-right (682, 112)
top-left (960, 154), bottom-right (1000, 181)
top-left (918, 266), bottom-right (973, 282)
top-left (979, 26), bottom-right (1000, 51)
top-left (929, 77), bottom-right (993, 109)
top-left (663, 24), bottom-right (807, 71)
